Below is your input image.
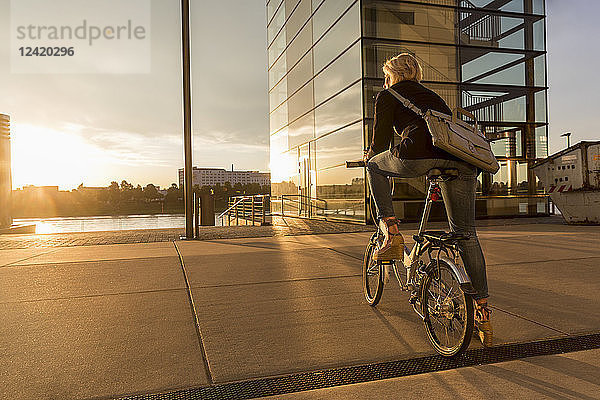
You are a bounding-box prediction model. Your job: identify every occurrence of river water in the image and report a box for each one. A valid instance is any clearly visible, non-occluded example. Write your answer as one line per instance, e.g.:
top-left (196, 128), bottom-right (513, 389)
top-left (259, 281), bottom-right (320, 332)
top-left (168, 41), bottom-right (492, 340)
top-left (13, 214), bottom-right (223, 234)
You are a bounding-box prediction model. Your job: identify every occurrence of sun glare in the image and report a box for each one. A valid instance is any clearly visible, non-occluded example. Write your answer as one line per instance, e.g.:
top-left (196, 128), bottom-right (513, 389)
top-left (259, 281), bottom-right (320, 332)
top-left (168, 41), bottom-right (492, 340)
top-left (11, 123), bottom-right (108, 190)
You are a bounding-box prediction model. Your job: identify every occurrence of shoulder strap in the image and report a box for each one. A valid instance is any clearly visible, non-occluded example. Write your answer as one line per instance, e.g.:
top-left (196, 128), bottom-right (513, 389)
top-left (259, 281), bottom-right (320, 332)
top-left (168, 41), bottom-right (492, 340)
top-left (387, 88), bottom-right (425, 118)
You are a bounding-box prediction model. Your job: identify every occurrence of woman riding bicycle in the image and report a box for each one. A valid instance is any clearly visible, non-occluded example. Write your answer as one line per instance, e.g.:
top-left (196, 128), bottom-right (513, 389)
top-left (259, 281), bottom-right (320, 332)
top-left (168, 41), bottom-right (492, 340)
top-left (364, 53), bottom-right (492, 347)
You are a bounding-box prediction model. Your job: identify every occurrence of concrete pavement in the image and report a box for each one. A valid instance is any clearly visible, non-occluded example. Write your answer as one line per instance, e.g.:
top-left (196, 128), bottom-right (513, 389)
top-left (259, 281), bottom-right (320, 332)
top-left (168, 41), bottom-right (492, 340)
top-left (0, 218), bottom-right (599, 399)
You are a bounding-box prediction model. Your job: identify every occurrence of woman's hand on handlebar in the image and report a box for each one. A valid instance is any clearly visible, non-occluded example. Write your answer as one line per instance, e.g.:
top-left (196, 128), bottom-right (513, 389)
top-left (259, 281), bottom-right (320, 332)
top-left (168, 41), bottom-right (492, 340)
top-left (363, 148), bottom-right (375, 164)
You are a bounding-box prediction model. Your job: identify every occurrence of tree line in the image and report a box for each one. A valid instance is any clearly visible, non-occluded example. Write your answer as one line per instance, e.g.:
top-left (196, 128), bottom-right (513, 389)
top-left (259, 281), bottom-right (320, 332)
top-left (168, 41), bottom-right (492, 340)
top-left (11, 180), bottom-right (270, 218)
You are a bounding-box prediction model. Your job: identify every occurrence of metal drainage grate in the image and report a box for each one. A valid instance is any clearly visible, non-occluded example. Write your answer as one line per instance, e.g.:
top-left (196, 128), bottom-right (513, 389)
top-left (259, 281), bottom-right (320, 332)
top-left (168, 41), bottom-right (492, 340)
top-left (118, 333), bottom-right (600, 400)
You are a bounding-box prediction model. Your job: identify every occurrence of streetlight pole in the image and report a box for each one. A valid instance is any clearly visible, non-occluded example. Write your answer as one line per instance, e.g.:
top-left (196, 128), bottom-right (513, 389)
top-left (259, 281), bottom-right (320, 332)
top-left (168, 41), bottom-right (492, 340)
top-left (181, 0), bottom-right (194, 239)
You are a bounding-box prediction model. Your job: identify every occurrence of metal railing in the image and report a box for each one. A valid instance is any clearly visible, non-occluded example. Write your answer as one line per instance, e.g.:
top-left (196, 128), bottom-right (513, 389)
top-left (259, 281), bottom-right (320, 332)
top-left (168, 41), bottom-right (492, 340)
top-left (218, 195), bottom-right (272, 226)
top-left (462, 91), bottom-right (504, 124)
top-left (459, 0), bottom-right (501, 44)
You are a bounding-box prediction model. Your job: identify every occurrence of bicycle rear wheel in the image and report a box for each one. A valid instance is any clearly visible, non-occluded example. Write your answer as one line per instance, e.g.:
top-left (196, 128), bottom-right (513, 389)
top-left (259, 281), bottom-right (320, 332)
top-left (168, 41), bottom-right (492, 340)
top-left (363, 233), bottom-right (384, 306)
top-left (421, 259), bottom-right (473, 357)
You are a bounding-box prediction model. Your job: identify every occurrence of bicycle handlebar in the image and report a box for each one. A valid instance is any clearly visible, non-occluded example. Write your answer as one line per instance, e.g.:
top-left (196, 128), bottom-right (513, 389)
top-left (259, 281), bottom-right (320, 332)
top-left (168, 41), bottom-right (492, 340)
top-left (346, 160), bottom-right (365, 168)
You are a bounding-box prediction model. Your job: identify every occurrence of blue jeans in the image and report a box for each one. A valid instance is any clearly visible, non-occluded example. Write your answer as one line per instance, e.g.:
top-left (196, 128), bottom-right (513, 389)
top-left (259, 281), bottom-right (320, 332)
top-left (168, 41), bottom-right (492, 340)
top-left (366, 151), bottom-right (489, 300)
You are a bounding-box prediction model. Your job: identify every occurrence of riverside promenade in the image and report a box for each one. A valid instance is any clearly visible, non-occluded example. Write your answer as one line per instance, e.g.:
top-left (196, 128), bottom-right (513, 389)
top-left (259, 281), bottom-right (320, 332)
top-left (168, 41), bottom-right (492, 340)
top-left (1, 216), bottom-right (600, 399)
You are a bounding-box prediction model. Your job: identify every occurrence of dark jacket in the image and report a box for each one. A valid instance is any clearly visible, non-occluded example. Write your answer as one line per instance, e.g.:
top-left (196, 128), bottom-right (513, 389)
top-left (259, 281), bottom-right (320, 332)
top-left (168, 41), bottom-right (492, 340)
top-left (369, 80), bottom-right (458, 161)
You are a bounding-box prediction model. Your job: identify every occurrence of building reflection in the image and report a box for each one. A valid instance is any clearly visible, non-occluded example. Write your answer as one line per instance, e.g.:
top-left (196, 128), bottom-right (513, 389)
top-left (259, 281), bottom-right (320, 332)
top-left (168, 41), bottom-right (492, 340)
top-left (267, 0), bottom-right (548, 222)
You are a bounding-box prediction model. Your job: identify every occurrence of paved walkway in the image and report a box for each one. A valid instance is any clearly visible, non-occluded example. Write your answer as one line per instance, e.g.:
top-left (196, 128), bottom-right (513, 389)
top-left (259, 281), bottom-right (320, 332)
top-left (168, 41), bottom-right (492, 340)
top-left (1, 217), bottom-right (599, 399)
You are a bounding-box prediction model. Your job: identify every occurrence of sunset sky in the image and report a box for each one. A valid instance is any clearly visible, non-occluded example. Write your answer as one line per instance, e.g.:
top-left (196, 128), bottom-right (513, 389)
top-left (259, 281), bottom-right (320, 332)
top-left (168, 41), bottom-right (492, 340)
top-left (0, 0), bottom-right (598, 190)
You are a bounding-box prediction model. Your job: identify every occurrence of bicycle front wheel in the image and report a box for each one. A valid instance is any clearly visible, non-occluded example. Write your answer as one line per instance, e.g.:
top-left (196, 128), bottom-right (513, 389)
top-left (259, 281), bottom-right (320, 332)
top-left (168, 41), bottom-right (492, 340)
top-left (421, 259), bottom-right (474, 357)
top-left (363, 234), bottom-right (384, 306)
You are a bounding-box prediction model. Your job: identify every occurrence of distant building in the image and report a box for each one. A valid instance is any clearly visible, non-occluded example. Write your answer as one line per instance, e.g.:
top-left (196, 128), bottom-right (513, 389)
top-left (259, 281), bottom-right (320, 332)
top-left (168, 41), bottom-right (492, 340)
top-left (178, 167), bottom-right (271, 188)
top-left (0, 114), bottom-right (11, 228)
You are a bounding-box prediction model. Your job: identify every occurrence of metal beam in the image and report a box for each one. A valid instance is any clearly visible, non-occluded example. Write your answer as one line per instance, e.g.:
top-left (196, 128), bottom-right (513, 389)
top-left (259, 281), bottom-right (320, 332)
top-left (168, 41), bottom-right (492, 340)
top-left (181, 0), bottom-right (194, 239)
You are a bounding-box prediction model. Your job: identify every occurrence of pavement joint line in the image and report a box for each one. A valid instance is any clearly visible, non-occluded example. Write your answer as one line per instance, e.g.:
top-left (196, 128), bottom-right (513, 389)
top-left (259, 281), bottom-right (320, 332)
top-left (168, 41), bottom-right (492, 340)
top-left (326, 247), bottom-right (363, 261)
top-left (490, 305), bottom-right (570, 336)
top-left (0, 287), bottom-right (187, 306)
top-left (205, 237), bottom-right (326, 249)
top-left (194, 290), bottom-right (364, 309)
top-left (0, 248), bottom-right (63, 269)
top-left (114, 332), bottom-right (600, 400)
top-left (485, 255), bottom-right (600, 268)
top-left (199, 240), bottom-right (295, 251)
top-left (173, 241), bottom-right (214, 385)
top-left (188, 274), bottom-right (362, 290)
top-left (0, 254), bottom-right (181, 269)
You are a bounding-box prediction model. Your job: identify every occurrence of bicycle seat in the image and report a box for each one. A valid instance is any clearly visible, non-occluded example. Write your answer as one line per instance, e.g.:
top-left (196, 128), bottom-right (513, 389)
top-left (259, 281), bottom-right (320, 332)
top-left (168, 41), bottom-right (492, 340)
top-left (426, 168), bottom-right (459, 181)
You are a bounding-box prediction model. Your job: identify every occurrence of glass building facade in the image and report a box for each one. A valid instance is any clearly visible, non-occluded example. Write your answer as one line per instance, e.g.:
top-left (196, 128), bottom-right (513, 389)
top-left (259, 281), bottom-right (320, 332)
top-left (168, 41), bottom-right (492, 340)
top-left (267, 0), bottom-right (548, 223)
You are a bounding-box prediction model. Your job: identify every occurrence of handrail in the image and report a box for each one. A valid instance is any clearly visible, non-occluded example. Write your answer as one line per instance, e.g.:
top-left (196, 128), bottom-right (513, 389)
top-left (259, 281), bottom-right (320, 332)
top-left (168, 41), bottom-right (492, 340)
top-left (219, 194), bottom-right (272, 226)
top-left (217, 196), bottom-right (252, 220)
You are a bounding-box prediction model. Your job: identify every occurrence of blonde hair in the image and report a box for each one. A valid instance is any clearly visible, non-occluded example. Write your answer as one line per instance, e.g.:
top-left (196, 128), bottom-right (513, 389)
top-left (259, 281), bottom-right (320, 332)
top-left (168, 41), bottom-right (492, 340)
top-left (383, 53), bottom-right (423, 85)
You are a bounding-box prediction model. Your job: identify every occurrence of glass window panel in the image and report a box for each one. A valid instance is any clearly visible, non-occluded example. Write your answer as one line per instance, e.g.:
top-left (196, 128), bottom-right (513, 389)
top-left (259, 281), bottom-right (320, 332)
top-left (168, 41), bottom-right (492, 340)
top-left (268, 30), bottom-right (287, 68)
top-left (533, 19), bottom-right (545, 51)
top-left (362, 81), bottom-right (382, 119)
top-left (315, 122), bottom-right (362, 170)
top-left (313, 2), bottom-right (360, 74)
top-left (477, 62), bottom-right (525, 86)
top-left (285, 21), bottom-right (312, 71)
top-left (364, 41), bottom-right (458, 82)
top-left (462, 52), bottom-right (522, 82)
top-left (499, 0), bottom-right (524, 13)
top-left (270, 102), bottom-right (288, 134)
top-left (268, 4), bottom-right (286, 45)
top-left (535, 90), bottom-right (547, 123)
top-left (271, 150), bottom-right (298, 196)
top-left (490, 161), bottom-right (509, 195)
top-left (285, 0), bottom-right (311, 44)
top-left (284, 0), bottom-right (301, 19)
top-left (316, 166), bottom-right (365, 221)
top-left (270, 78), bottom-right (287, 113)
top-left (467, 0), bottom-right (496, 6)
top-left (287, 50), bottom-right (313, 98)
top-left (515, 129), bottom-right (522, 157)
top-left (516, 161), bottom-right (530, 194)
top-left (491, 138), bottom-right (507, 157)
top-left (267, 0), bottom-right (284, 25)
top-left (312, 0), bottom-right (324, 12)
top-left (269, 52), bottom-right (287, 90)
top-left (533, 0), bottom-right (545, 15)
top-left (287, 81), bottom-right (314, 123)
top-left (534, 90), bottom-right (548, 122)
top-left (313, 0), bottom-right (356, 43)
top-left (535, 126), bottom-right (548, 159)
top-left (270, 128), bottom-right (289, 156)
top-left (315, 81), bottom-right (362, 138)
top-left (497, 28), bottom-right (524, 49)
top-left (503, 95), bottom-right (526, 121)
top-left (363, 2), bottom-right (455, 45)
top-left (314, 41), bottom-right (361, 105)
top-left (288, 111), bottom-right (314, 149)
top-left (534, 55), bottom-right (546, 87)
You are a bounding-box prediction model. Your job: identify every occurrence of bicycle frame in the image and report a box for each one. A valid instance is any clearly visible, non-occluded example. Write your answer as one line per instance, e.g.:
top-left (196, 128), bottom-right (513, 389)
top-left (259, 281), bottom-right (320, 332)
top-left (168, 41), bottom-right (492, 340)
top-left (385, 178), bottom-right (473, 305)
